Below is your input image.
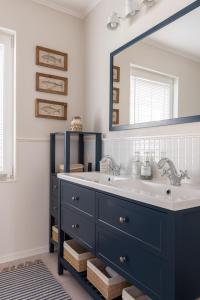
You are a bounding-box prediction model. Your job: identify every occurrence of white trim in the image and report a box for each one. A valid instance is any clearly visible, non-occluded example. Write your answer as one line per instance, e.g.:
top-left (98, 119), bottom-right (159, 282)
top-left (0, 246), bottom-right (48, 264)
top-left (16, 137), bottom-right (49, 142)
top-left (102, 132), bottom-right (200, 141)
top-left (31, 0), bottom-right (101, 19)
top-left (31, 0), bottom-right (83, 18)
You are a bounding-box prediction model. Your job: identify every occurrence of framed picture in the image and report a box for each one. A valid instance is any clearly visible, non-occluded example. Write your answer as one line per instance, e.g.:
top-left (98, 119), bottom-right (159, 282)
top-left (35, 99), bottom-right (67, 120)
top-left (113, 87), bottom-right (120, 103)
top-left (36, 46), bottom-right (68, 71)
top-left (36, 73), bottom-right (68, 95)
top-left (113, 109), bottom-right (119, 125)
top-left (113, 66), bottom-right (120, 82)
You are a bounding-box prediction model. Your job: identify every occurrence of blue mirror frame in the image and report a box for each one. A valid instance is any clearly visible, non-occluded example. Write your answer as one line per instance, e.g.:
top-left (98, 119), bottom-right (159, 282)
top-left (109, 0), bottom-right (200, 131)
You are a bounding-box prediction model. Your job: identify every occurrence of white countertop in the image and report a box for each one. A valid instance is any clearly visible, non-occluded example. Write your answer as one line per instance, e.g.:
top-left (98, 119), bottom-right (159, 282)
top-left (58, 172), bottom-right (200, 211)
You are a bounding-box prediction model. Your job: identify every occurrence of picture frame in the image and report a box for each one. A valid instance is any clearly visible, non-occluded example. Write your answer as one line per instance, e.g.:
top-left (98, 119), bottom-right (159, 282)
top-left (35, 99), bottom-right (67, 120)
top-left (112, 109), bottom-right (119, 125)
top-left (36, 72), bottom-right (68, 95)
top-left (113, 87), bottom-right (120, 103)
top-left (36, 46), bottom-right (68, 71)
top-left (113, 66), bottom-right (120, 82)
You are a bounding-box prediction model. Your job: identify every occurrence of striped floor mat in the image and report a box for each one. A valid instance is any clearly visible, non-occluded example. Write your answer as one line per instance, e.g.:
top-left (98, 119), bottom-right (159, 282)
top-left (0, 260), bottom-right (71, 300)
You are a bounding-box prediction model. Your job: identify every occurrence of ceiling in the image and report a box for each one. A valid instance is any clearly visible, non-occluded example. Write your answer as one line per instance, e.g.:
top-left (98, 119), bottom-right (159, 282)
top-left (32, 0), bottom-right (101, 18)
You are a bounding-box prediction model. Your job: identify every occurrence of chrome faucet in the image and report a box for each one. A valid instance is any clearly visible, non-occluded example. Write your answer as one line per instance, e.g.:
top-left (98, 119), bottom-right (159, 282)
top-left (157, 157), bottom-right (190, 186)
top-left (100, 155), bottom-right (120, 176)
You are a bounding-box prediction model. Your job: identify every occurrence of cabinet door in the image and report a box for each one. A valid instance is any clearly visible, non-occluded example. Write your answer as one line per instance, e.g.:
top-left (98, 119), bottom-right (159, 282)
top-left (96, 224), bottom-right (171, 300)
top-left (61, 181), bottom-right (95, 216)
top-left (61, 206), bottom-right (95, 251)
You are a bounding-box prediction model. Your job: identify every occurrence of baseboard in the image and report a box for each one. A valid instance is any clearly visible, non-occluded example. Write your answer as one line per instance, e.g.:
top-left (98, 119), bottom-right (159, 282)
top-left (0, 245), bottom-right (49, 264)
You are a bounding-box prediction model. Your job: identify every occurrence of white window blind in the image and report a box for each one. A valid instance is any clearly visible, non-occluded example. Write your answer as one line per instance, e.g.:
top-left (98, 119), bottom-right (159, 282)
top-left (130, 66), bottom-right (175, 124)
top-left (0, 30), bottom-right (15, 179)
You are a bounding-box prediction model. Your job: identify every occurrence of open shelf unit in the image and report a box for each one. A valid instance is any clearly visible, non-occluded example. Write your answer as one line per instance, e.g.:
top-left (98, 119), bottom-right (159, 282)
top-left (49, 131), bottom-right (102, 253)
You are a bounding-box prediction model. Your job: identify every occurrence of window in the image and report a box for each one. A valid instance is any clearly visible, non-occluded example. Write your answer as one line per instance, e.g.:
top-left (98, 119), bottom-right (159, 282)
top-left (0, 30), bottom-right (15, 179)
top-left (130, 65), bottom-right (176, 124)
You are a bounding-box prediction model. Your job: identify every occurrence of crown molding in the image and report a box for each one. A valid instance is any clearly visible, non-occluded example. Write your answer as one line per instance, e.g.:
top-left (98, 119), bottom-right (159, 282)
top-left (31, 0), bottom-right (83, 19)
top-left (31, 0), bottom-right (101, 19)
top-left (84, 0), bottom-right (101, 17)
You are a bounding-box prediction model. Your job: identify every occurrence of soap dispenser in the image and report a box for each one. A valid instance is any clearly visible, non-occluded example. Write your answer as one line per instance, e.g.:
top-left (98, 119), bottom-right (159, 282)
top-left (140, 152), bottom-right (152, 180)
top-left (131, 152), bottom-right (141, 179)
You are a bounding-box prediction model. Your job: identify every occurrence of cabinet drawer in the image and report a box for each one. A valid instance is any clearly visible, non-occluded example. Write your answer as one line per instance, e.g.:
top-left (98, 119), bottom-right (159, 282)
top-left (61, 181), bottom-right (95, 216)
top-left (96, 226), bottom-right (167, 299)
top-left (61, 206), bottom-right (95, 250)
top-left (97, 192), bottom-right (168, 255)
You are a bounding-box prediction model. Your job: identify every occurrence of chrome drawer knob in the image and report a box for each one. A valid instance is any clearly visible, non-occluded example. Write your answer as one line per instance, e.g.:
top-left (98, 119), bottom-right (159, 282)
top-left (72, 196), bottom-right (79, 201)
top-left (119, 256), bottom-right (127, 264)
top-left (53, 185), bottom-right (57, 190)
top-left (72, 224), bottom-right (79, 229)
top-left (119, 217), bottom-right (127, 224)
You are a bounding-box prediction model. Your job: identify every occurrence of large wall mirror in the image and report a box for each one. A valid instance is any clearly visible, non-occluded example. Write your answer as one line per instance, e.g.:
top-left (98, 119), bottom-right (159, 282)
top-left (110, 1), bottom-right (200, 131)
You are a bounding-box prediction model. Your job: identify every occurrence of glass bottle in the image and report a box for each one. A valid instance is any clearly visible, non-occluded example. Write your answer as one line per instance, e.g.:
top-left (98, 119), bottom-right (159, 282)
top-left (131, 152), bottom-right (141, 179)
top-left (140, 152), bottom-right (152, 180)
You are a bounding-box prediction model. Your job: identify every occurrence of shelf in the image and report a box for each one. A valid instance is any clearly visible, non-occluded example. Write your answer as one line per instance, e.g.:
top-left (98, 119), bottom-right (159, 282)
top-left (52, 131), bottom-right (101, 136)
top-left (60, 257), bottom-right (122, 300)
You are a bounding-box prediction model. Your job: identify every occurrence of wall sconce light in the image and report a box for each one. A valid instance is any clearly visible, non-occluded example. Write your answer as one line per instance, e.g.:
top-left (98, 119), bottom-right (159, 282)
top-left (107, 0), bottom-right (157, 30)
top-left (107, 12), bottom-right (121, 30)
top-left (125, 0), bottom-right (140, 18)
top-left (143, 0), bottom-right (156, 7)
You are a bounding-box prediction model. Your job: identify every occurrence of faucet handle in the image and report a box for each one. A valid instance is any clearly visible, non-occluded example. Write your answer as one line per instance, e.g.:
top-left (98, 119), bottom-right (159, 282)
top-left (180, 170), bottom-right (190, 180)
top-left (161, 167), bottom-right (170, 177)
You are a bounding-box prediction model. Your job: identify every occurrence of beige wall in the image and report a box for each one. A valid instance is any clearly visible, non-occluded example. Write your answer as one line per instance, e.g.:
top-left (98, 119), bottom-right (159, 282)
top-left (114, 40), bottom-right (200, 125)
top-left (0, 0), bottom-right (84, 262)
top-left (83, 0), bottom-right (200, 136)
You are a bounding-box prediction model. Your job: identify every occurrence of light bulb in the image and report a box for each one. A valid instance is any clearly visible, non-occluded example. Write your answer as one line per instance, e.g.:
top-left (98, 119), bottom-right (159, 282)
top-left (107, 12), bottom-right (120, 30)
top-left (143, 0), bottom-right (156, 7)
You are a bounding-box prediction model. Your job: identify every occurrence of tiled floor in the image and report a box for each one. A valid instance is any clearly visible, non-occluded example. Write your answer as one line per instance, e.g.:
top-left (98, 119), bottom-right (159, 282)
top-left (0, 252), bottom-right (92, 300)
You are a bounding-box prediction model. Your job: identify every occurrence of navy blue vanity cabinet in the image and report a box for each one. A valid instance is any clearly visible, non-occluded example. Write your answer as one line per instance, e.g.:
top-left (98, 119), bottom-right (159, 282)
top-left (96, 192), bottom-right (172, 300)
top-left (58, 179), bottom-right (200, 300)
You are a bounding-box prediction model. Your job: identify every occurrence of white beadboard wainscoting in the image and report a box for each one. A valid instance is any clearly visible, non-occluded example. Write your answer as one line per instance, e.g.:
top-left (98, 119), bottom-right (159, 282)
top-left (102, 134), bottom-right (200, 184)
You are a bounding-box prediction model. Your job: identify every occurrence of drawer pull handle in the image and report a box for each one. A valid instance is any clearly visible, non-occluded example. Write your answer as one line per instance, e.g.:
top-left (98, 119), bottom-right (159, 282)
top-left (72, 196), bottom-right (79, 201)
top-left (119, 217), bottom-right (127, 224)
top-left (72, 224), bottom-right (79, 229)
top-left (119, 256), bottom-right (127, 264)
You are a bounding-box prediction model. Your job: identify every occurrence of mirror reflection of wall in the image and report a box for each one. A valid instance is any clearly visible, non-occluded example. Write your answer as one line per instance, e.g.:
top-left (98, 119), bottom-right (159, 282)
top-left (112, 7), bottom-right (200, 127)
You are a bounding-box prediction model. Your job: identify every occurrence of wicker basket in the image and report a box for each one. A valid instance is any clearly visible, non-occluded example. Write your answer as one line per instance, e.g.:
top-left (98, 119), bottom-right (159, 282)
top-left (70, 164), bottom-right (84, 173)
top-left (64, 240), bottom-right (94, 272)
top-left (52, 226), bottom-right (58, 243)
top-left (122, 285), bottom-right (144, 300)
top-left (87, 258), bottom-right (129, 300)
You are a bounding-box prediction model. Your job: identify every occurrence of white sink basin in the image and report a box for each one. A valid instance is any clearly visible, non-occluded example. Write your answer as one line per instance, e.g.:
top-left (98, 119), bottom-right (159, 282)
top-left (70, 172), bottom-right (129, 183)
top-left (58, 172), bottom-right (200, 211)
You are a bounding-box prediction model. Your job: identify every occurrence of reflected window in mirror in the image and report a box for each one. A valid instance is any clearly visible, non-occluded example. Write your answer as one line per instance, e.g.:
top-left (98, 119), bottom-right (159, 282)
top-left (129, 65), bottom-right (178, 124)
